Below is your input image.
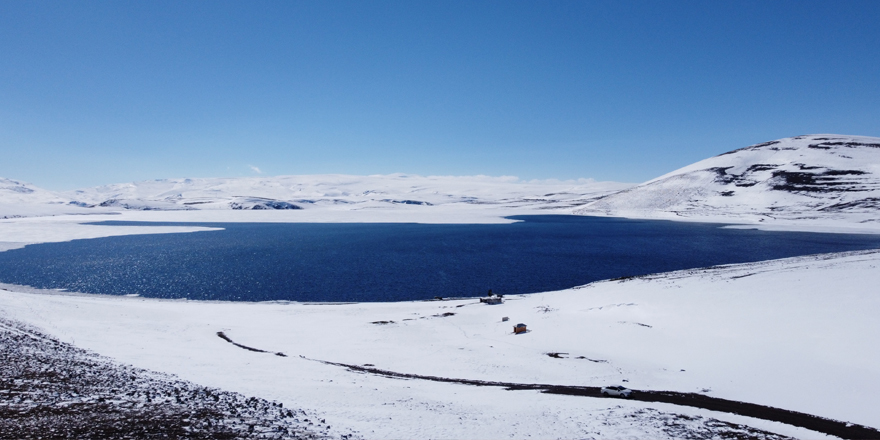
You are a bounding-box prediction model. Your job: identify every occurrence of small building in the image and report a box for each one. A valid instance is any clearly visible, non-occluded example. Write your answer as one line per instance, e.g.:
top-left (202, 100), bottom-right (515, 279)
top-left (480, 297), bottom-right (503, 305)
top-left (513, 323), bottom-right (527, 334)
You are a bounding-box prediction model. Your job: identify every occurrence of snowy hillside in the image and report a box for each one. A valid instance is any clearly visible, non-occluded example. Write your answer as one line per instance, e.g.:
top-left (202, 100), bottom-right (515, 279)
top-left (0, 178), bottom-right (67, 205)
top-left (8, 133), bottom-right (880, 229)
top-left (576, 134), bottom-right (880, 227)
top-left (63, 174), bottom-right (631, 212)
top-left (0, 178), bottom-right (109, 219)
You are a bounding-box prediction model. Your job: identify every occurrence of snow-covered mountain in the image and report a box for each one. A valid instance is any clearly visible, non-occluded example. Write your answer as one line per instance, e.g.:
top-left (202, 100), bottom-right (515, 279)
top-left (0, 178), bottom-right (67, 205)
top-left (6, 133), bottom-right (880, 227)
top-left (63, 174), bottom-right (632, 212)
top-left (0, 178), bottom-right (108, 219)
top-left (576, 134), bottom-right (880, 226)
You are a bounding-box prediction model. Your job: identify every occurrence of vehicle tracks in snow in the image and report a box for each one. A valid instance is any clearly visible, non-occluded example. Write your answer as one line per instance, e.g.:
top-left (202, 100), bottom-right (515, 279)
top-left (307, 357), bottom-right (880, 440)
top-left (216, 332), bottom-right (880, 439)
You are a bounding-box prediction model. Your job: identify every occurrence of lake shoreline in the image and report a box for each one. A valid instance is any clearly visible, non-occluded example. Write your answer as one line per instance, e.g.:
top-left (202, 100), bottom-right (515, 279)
top-left (3, 249), bottom-right (877, 438)
top-left (3, 215), bottom-right (879, 302)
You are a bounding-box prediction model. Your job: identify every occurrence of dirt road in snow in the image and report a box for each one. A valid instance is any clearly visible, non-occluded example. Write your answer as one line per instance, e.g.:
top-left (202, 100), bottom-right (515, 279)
top-left (315, 357), bottom-right (880, 439)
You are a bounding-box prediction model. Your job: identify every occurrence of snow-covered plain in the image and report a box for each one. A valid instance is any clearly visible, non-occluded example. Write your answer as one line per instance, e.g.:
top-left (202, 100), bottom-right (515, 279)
top-left (4, 249), bottom-right (878, 438)
top-left (0, 174), bottom-right (632, 250)
top-left (0, 173), bottom-right (631, 218)
top-left (61, 174), bottom-right (631, 212)
top-left (0, 174), bottom-right (634, 255)
top-left (2, 136), bottom-right (880, 438)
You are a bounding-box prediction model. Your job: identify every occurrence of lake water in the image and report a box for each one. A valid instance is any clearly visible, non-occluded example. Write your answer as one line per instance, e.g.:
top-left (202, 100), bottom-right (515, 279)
top-left (1, 215), bottom-right (879, 302)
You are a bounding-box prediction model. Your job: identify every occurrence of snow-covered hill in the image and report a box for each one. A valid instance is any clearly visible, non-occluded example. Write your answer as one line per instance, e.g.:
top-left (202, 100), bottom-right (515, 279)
top-left (576, 134), bottom-right (880, 227)
top-left (63, 174), bottom-right (631, 212)
top-left (7, 133), bottom-right (880, 229)
top-left (0, 178), bottom-right (67, 205)
top-left (0, 178), bottom-right (108, 219)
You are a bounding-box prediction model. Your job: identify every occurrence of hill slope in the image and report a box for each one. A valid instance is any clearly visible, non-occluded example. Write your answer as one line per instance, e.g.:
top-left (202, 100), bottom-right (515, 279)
top-left (62, 174), bottom-right (631, 212)
top-left (0, 178), bottom-right (67, 205)
top-left (0, 178), bottom-right (107, 219)
top-left (576, 134), bottom-right (880, 227)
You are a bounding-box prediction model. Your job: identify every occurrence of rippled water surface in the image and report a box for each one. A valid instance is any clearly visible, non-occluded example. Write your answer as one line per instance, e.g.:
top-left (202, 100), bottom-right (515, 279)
top-left (1, 215), bottom-right (879, 302)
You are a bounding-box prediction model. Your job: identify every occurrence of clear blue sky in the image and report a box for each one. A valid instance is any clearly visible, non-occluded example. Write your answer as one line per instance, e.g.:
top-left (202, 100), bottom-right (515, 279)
top-left (1, 0), bottom-right (878, 190)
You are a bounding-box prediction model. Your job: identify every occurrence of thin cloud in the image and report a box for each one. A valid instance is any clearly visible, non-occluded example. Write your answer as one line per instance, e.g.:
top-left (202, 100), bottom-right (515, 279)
top-left (249, 165), bottom-right (263, 174)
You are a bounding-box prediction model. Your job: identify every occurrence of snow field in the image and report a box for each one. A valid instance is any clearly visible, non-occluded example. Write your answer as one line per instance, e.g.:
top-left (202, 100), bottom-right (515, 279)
top-left (0, 173), bottom-right (633, 220)
top-left (2, 250), bottom-right (878, 438)
top-left (0, 204), bottom-right (539, 253)
top-left (577, 134), bottom-right (880, 230)
top-left (3, 138), bottom-right (880, 437)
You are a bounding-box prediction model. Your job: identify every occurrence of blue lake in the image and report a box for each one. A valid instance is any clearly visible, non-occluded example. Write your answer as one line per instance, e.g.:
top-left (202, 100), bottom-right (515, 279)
top-left (1, 215), bottom-right (879, 302)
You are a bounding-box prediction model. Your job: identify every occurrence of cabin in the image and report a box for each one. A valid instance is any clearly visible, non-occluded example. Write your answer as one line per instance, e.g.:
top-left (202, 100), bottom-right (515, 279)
top-left (481, 289), bottom-right (503, 304)
top-left (513, 323), bottom-right (527, 334)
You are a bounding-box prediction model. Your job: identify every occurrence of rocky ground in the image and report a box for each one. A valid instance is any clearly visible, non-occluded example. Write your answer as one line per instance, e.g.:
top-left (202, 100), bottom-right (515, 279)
top-left (0, 317), bottom-right (351, 439)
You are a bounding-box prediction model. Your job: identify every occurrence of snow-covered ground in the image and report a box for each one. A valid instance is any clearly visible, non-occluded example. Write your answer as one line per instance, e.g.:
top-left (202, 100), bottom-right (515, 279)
top-left (0, 178), bottom-right (119, 221)
top-left (62, 174), bottom-right (631, 212)
top-left (1, 317), bottom-right (337, 439)
top-left (2, 249), bottom-right (878, 438)
top-left (2, 135), bottom-right (880, 437)
top-left (0, 173), bottom-right (632, 219)
top-left (7, 135), bottom-right (880, 235)
top-left (0, 174), bottom-right (635, 253)
top-left (577, 134), bottom-right (880, 232)
top-left (0, 174), bottom-right (633, 253)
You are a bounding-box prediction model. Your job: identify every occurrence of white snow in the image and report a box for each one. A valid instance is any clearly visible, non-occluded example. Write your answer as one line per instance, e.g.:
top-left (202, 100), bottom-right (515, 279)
top-left (61, 174), bottom-right (632, 213)
top-left (2, 136), bottom-right (880, 437)
top-left (0, 178), bottom-right (68, 205)
top-left (0, 177), bottom-right (119, 220)
top-left (0, 174), bottom-right (631, 251)
top-left (0, 215), bottom-right (220, 251)
top-left (2, 250), bottom-right (878, 438)
top-left (576, 134), bottom-right (880, 232)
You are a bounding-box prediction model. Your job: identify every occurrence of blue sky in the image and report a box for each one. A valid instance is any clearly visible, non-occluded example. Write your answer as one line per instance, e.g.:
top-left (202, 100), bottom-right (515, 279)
top-left (1, 0), bottom-right (878, 190)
